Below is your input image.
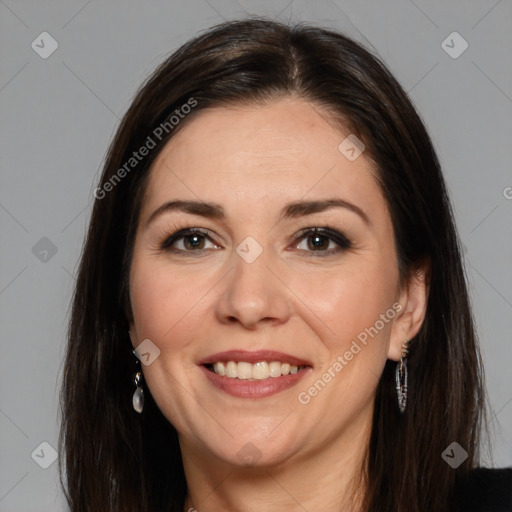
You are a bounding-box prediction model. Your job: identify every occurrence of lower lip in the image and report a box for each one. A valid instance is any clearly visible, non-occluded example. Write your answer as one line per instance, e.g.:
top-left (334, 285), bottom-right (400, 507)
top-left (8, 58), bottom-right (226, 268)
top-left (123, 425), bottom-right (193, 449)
top-left (199, 365), bottom-right (311, 398)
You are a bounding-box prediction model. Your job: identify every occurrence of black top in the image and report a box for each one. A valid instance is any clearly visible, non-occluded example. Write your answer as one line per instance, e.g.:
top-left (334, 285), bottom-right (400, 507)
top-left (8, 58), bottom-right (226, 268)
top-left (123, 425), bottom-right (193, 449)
top-left (452, 467), bottom-right (512, 511)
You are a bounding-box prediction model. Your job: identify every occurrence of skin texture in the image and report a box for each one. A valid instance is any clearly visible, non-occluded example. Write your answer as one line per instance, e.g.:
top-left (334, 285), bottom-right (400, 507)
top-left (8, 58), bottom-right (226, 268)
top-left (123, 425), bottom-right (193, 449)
top-left (128, 96), bottom-right (429, 511)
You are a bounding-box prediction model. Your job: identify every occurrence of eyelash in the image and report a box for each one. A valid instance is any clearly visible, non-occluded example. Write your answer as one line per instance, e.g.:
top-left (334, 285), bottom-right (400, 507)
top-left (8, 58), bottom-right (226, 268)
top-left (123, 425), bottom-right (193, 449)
top-left (158, 225), bottom-right (352, 258)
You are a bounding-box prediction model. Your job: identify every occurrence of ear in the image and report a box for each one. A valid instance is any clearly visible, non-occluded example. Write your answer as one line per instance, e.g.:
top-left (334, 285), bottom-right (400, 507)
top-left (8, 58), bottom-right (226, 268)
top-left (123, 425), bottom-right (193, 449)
top-left (387, 259), bottom-right (430, 361)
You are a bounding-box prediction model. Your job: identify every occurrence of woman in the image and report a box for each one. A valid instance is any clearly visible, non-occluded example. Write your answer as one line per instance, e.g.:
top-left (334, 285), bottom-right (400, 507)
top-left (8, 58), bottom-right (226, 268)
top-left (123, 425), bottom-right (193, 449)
top-left (58, 18), bottom-right (512, 512)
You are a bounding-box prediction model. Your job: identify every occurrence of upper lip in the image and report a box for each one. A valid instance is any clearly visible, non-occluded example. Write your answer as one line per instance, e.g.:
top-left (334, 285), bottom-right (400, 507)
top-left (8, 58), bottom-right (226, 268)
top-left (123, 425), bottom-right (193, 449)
top-left (198, 350), bottom-right (312, 367)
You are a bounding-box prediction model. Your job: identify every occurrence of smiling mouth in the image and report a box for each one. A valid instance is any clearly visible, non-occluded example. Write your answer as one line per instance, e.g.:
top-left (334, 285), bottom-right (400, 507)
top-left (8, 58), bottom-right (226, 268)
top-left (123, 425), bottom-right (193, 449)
top-left (204, 361), bottom-right (309, 380)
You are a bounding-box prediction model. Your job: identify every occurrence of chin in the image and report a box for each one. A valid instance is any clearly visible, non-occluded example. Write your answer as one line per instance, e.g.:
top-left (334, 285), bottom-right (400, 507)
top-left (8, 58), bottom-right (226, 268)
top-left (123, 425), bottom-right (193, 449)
top-left (198, 426), bottom-right (303, 469)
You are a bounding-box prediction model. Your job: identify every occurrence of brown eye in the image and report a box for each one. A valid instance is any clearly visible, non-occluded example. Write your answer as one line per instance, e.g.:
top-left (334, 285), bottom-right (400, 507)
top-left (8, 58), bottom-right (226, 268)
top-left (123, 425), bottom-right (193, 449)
top-left (294, 227), bottom-right (351, 256)
top-left (182, 233), bottom-right (206, 250)
top-left (300, 233), bottom-right (332, 251)
top-left (160, 228), bottom-right (219, 253)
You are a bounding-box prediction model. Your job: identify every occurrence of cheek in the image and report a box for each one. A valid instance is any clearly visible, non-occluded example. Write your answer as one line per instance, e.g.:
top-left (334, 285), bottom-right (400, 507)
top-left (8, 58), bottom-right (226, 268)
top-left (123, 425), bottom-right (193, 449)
top-left (128, 258), bottom-right (210, 428)
top-left (340, 276), bottom-right (393, 341)
top-left (129, 255), bottom-right (207, 342)
top-left (129, 269), bottom-right (167, 339)
top-left (293, 269), bottom-right (397, 430)
top-left (293, 261), bottom-right (397, 349)
top-left (290, 258), bottom-right (398, 416)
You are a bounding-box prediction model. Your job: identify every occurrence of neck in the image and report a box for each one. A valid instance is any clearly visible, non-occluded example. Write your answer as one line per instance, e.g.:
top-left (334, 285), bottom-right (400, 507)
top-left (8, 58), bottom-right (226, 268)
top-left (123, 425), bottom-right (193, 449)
top-left (181, 404), bottom-right (372, 512)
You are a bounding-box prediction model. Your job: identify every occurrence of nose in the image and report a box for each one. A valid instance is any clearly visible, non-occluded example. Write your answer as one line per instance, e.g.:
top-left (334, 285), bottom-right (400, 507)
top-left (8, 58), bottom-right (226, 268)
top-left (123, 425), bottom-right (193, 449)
top-left (214, 242), bottom-right (292, 330)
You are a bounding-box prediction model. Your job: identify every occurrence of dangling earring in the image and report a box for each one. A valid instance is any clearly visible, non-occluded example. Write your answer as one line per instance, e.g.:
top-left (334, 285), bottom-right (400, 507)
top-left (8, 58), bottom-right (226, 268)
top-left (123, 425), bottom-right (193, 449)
top-left (132, 355), bottom-right (144, 414)
top-left (395, 340), bottom-right (410, 414)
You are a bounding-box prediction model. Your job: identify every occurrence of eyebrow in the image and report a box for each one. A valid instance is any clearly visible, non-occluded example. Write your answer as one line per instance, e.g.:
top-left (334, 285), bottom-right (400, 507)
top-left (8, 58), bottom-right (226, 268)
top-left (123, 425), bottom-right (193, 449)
top-left (145, 198), bottom-right (371, 228)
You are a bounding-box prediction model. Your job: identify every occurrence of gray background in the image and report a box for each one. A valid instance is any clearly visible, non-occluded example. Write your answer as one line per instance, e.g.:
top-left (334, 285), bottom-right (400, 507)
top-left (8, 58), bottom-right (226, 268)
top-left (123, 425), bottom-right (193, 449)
top-left (1, 0), bottom-right (511, 510)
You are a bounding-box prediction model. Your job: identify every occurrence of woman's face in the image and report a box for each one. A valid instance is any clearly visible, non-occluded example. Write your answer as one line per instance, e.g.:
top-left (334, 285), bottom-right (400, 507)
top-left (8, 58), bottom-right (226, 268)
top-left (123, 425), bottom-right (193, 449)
top-left (128, 97), bottom-right (416, 468)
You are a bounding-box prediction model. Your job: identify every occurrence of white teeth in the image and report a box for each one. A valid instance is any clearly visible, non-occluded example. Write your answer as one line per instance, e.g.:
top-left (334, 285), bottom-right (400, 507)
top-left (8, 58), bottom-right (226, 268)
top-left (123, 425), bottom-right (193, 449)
top-left (269, 361), bottom-right (282, 378)
top-left (237, 362), bottom-right (253, 380)
top-left (208, 360), bottom-right (306, 379)
top-left (253, 362), bottom-right (270, 380)
top-left (226, 361), bottom-right (237, 378)
top-left (213, 362), bottom-right (225, 376)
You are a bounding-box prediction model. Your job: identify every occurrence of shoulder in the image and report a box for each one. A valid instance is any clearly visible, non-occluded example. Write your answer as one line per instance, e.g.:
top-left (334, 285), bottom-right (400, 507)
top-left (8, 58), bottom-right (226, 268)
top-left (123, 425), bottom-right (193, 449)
top-left (452, 466), bottom-right (512, 511)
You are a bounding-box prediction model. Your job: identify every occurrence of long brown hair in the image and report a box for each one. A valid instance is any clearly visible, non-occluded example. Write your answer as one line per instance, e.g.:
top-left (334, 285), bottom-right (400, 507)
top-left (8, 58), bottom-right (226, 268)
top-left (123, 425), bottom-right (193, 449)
top-left (58, 17), bottom-right (491, 511)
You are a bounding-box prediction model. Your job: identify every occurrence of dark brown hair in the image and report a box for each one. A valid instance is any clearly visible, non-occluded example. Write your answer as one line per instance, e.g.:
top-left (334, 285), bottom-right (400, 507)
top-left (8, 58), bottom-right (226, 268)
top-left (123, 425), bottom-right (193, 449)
top-left (58, 17), bottom-right (491, 512)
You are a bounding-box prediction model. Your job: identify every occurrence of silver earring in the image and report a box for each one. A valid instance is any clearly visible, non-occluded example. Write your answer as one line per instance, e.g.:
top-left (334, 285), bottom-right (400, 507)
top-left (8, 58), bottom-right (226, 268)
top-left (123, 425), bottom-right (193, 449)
top-left (132, 360), bottom-right (144, 414)
top-left (395, 340), bottom-right (410, 414)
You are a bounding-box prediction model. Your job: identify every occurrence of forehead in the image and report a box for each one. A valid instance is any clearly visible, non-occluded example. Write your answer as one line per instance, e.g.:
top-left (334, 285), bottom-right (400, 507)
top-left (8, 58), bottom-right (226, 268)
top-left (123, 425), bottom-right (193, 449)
top-left (141, 97), bottom-right (385, 221)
